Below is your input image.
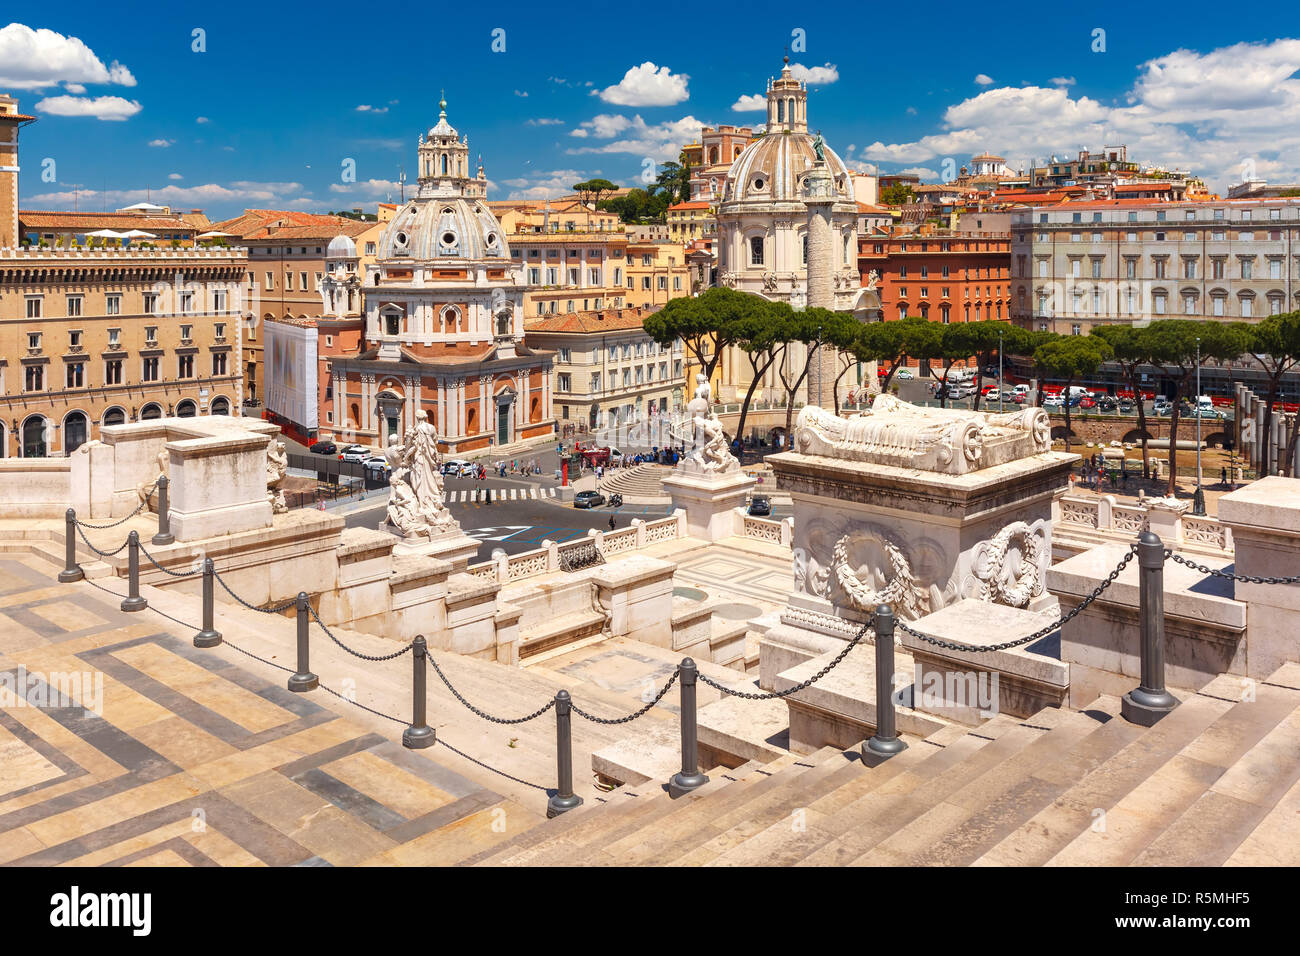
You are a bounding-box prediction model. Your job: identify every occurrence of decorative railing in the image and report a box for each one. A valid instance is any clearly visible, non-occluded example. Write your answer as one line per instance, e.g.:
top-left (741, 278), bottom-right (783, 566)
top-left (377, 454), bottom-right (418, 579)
top-left (1056, 494), bottom-right (1232, 554)
top-left (464, 510), bottom-right (688, 585)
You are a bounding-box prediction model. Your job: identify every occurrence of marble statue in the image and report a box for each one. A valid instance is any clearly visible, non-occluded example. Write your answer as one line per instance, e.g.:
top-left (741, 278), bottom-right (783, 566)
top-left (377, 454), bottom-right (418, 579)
top-left (138, 448), bottom-right (170, 512)
top-left (266, 440), bottom-right (288, 514)
top-left (383, 411), bottom-right (456, 538)
top-left (865, 270), bottom-right (880, 293)
top-left (682, 374), bottom-right (740, 475)
top-left (795, 394), bottom-right (1051, 476)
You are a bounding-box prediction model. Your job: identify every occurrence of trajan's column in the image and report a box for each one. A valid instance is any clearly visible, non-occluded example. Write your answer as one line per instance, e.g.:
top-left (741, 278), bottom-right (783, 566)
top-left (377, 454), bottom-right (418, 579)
top-left (803, 138), bottom-right (839, 409)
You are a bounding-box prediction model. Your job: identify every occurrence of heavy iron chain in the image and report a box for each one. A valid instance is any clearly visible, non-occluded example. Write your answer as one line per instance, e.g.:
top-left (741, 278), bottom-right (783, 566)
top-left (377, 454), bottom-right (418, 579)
top-left (570, 669), bottom-right (679, 725)
top-left (74, 521), bottom-right (130, 558)
top-left (212, 569), bottom-right (298, 614)
top-left (74, 481), bottom-right (158, 530)
top-left (425, 654), bottom-right (557, 725)
top-left (138, 542), bottom-right (203, 578)
top-left (307, 605), bottom-right (414, 662)
top-left (697, 616), bottom-right (876, 701)
top-left (1167, 550), bottom-right (1300, 585)
top-left (898, 547), bottom-right (1137, 653)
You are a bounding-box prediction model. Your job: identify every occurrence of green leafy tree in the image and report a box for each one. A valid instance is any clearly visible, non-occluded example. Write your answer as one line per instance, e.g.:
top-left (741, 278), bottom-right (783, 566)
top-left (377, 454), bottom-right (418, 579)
top-left (1144, 320), bottom-right (1252, 494)
top-left (731, 299), bottom-right (790, 443)
top-left (775, 308), bottom-right (854, 431)
top-left (879, 183), bottom-right (915, 205)
top-left (1033, 336), bottom-right (1113, 451)
top-left (572, 178), bottom-right (619, 207)
top-left (652, 161), bottom-right (690, 204)
top-left (1245, 312), bottom-right (1300, 476)
top-left (1092, 325), bottom-right (1157, 477)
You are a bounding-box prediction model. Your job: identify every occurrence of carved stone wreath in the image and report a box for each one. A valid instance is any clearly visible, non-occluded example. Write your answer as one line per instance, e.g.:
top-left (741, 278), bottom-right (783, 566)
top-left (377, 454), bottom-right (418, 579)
top-left (831, 532), bottom-right (928, 620)
top-left (976, 522), bottom-right (1041, 608)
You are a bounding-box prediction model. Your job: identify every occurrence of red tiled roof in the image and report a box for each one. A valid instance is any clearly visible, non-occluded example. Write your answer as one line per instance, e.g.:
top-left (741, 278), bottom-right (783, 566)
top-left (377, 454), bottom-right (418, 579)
top-left (213, 209), bottom-right (373, 241)
top-left (668, 201), bottom-right (711, 211)
top-left (525, 306), bottom-right (657, 334)
top-left (856, 202), bottom-right (891, 214)
top-left (18, 210), bottom-right (197, 231)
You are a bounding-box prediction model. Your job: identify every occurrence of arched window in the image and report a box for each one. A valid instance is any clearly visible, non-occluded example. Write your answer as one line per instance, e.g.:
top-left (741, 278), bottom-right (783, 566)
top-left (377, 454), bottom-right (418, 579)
top-left (708, 146), bottom-right (719, 165)
top-left (441, 155), bottom-right (448, 175)
top-left (63, 411), bottom-right (88, 453)
top-left (209, 397), bottom-right (230, 415)
top-left (176, 399), bottom-right (197, 418)
top-left (777, 100), bottom-right (785, 123)
top-left (103, 407), bottom-right (126, 427)
top-left (440, 306), bottom-right (459, 332)
top-left (22, 417), bottom-right (47, 458)
top-left (140, 403), bottom-right (162, 420)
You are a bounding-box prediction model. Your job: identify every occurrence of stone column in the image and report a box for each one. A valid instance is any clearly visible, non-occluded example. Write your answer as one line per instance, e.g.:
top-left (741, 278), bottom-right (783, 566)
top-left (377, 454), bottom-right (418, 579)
top-left (803, 161), bottom-right (837, 410)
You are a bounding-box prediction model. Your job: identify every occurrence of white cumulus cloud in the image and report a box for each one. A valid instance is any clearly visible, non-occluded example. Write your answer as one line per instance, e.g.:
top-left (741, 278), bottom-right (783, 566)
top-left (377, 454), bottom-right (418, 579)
top-left (596, 62), bottom-right (689, 107)
top-left (731, 93), bottom-right (766, 112)
top-left (0, 23), bottom-right (136, 90)
top-left (974, 74), bottom-right (995, 86)
top-left (790, 62), bottom-right (839, 86)
top-left (355, 104), bottom-right (388, 113)
top-left (568, 114), bottom-right (704, 162)
top-left (34, 94), bottom-right (141, 121)
top-left (149, 138), bottom-right (174, 147)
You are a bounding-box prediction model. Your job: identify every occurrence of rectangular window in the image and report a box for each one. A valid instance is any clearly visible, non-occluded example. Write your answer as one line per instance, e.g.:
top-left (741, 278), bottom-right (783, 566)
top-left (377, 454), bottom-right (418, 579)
top-left (215, 322), bottom-right (226, 340)
top-left (1092, 260), bottom-right (1102, 279)
top-left (108, 328), bottom-right (120, 346)
top-left (105, 359), bottom-right (123, 384)
top-left (1270, 259), bottom-right (1282, 279)
top-left (180, 324), bottom-right (193, 341)
top-left (300, 271), bottom-right (308, 291)
top-left (144, 292), bottom-right (159, 314)
top-left (212, 352), bottom-right (227, 376)
top-left (557, 374), bottom-right (571, 392)
top-left (180, 291), bottom-right (194, 313)
top-left (105, 294), bottom-right (121, 315)
top-left (26, 297), bottom-right (41, 319)
top-left (1184, 259), bottom-right (1197, 279)
top-left (24, 365), bottom-right (43, 392)
top-left (1242, 297), bottom-right (1254, 318)
top-left (66, 362), bottom-right (84, 388)
top-left (265, 272), bottom-right (274, 290)
top-left (66, 295), bottom-right (82, 317)
top-left (68, 330), bottom-right (82, 349)
top-left (285, 272), bottom-right (294, 292)
top-left (213, 290), bottom-right (227, 312)
top-left (1241, 259), bottom-right (1253, 279)
top-left (143, 357), bottom-right (160, 382)
top-left (1154, 293), bottom-right (1167, 315)
top-left (145, 326), bottom-right (158, 344)
top-left (749, 236), bottom-right (764, 265)
top-left (1213, 297), bottom-right (1225, 317)
top-left (1154, 259), bottom-right (1167, 279)
top-left (27, 332), bottom-right (41, 350)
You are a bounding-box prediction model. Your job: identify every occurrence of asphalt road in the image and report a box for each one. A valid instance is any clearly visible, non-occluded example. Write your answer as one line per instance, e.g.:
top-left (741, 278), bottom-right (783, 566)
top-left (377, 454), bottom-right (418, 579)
top-left (342, 473), bottom-right (791, 561)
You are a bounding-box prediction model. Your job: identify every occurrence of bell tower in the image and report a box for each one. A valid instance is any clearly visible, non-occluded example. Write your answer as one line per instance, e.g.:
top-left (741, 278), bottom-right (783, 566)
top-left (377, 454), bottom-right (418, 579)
top-left (0, 94), bottom-right (36, 249)
top-left (417, 93), bottom-right (478, 198)
top-left (766, 57), bottom-right (807, 133)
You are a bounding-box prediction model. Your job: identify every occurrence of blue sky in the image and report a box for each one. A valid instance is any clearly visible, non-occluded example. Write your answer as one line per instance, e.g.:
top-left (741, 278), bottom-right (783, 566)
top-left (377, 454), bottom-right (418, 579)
top-left (6, 2), bottom-right (1300, 220)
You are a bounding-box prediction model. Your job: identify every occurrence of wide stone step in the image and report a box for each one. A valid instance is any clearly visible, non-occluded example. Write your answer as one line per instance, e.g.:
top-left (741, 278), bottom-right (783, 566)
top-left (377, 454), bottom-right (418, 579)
top-left (1044, 683), bottom-right (1300, 866)
top-left (975, 692), bottom-right (1231, 867)
top-left (518, 608), bottom-right (606, 660)
top-left (793, 713), bottom-right (1043, 866)
top-left (851, 701), bottom-right (1122, 866)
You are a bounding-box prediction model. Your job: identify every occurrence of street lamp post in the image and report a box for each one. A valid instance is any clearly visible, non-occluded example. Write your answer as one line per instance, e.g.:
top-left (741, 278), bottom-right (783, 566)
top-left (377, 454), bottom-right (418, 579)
top-left (998, 330), bottom-right (1004, 413)
top-left (1193, 336), bottom-right (1205, 516)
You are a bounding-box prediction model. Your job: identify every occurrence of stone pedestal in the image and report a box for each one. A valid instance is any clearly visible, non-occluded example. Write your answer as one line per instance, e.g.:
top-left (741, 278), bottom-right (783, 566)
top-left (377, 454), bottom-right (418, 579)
top-left (391, 528), bottom-right (480, 572)
top-left (1217, 476), bottom-right (1300, 678)
top-left (662, 465), bottom-right (756, 543)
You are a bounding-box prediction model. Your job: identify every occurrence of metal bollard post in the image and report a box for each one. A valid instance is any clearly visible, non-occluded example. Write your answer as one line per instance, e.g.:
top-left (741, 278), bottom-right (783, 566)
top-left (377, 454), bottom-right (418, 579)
top-left (151, 475), bottom-right (175, 546)
top-left (194, 558), bottom-right (222, 647)
top-left (58, 508), bottom-right (84, 583)
top-left (669, 658), bottom-right (708, 798)
top-left (403, 635), bottom-right (435, 749)
top-left (864, 604), bottom-right (907, 764)
top-left (287, 592), bottom-right (319, 692)
top-left (547, 690), bottom-right (583, 817)
top-left (1122, 531), bottom-right (1179, 725)
top-left (120, 531), bottom-right (148, 612)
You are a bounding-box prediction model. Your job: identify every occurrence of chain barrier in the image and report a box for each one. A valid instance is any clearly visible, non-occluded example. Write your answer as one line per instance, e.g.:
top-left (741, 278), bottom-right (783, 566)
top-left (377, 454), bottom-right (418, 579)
top-left (212, 569), bottom-right (299, 614)
top-left (138, 541), bottom-right (203, 579)
top-left (897, 547), bottom-right (1137, 654)
top-left (73, 480), bottom-right (158, 530)
top-left (307, 606), bottom-right (414, 662)
top-left (425, 654), bottom-right (557, 725)
top-left (1167, 550), bottom-right (1300, 585)
top-left (697, 616), bottom-right (875, 700)
top-left (570, 669), bottom-right (679, 725)
top-left (74, 521), bottom-right (131, 558)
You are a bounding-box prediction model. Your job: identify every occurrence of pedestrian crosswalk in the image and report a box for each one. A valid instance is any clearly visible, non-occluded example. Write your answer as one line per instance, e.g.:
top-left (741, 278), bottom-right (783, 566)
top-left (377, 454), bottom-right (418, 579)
top-left (445, 486), bottom-right (558, 504)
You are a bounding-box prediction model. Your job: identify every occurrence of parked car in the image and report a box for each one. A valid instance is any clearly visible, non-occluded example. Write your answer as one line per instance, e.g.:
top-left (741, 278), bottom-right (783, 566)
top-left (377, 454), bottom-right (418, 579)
top-left (895, 368), bottom-right (915, 380)
top-left (339, 444), bottom-right (370, 463)
top-left (309, 440), bottom-right (337, 456)
top-left (1043, 395), bottom-right (1065, 408)
top-left (1153, 400), bottom-right (1173, 416)
top-left (748, 495), bottom-right (772, 517)
top-left (573, 490), bottom-right (606, 509)
top-left (442, 458), bottom-right (473, 477)
top-left (362, 455), bottom-right (391, 476)
top-left (1118, 399), bottom-right (1135, 414)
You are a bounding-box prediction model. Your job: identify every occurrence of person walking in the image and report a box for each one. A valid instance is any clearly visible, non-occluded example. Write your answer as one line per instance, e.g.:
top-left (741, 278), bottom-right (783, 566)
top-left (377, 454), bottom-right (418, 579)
top-left (608, 514), bottom-right (617, 531)
top-left (1221, 466), bottom-right (1228, 487)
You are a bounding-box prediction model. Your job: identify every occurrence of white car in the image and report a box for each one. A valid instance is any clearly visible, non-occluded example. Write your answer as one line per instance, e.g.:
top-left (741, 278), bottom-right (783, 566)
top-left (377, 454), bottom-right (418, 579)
top-left (1043, 395), bottom-right (1065, 408)
top-left (339, 445), bottom-right (370, 463)
top-left (896, 368), bottom-right (915, 380)
top-left (442, 458), bottom-right (473, 477)
top-left (362, 455), bottom-right (390, 474)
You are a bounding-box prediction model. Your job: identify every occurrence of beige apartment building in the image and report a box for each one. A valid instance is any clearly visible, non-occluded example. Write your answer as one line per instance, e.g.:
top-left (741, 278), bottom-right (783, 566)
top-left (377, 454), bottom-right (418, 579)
top-left (510, 233), bottom-right (630, 318)
top-left (214, 210), bottom-right (382, 401)
top-left (624, 239), bottom-right (690, 310)
top-left (0, 93), bottom-right (245, 457)
top-left (524, 306), bottom-right (686, 433)
top-left (1011, 197), bottom-right (1300, 334)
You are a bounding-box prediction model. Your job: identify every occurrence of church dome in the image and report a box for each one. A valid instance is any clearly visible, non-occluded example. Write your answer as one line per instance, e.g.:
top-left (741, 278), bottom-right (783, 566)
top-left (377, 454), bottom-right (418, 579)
top-left (724, 131), bottom-right (854, 204)
top-left (326, 234), bottom-right (357, 259)
top-left (375, 196), bottom-right (509, 261)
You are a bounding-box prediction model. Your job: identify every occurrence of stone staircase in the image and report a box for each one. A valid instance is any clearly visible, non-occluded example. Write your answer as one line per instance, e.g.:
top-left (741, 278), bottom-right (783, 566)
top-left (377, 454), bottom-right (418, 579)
top-left (599, 464), bottom-right (672, 498)
top-left (462, 662), bottom-right (1300, 866)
